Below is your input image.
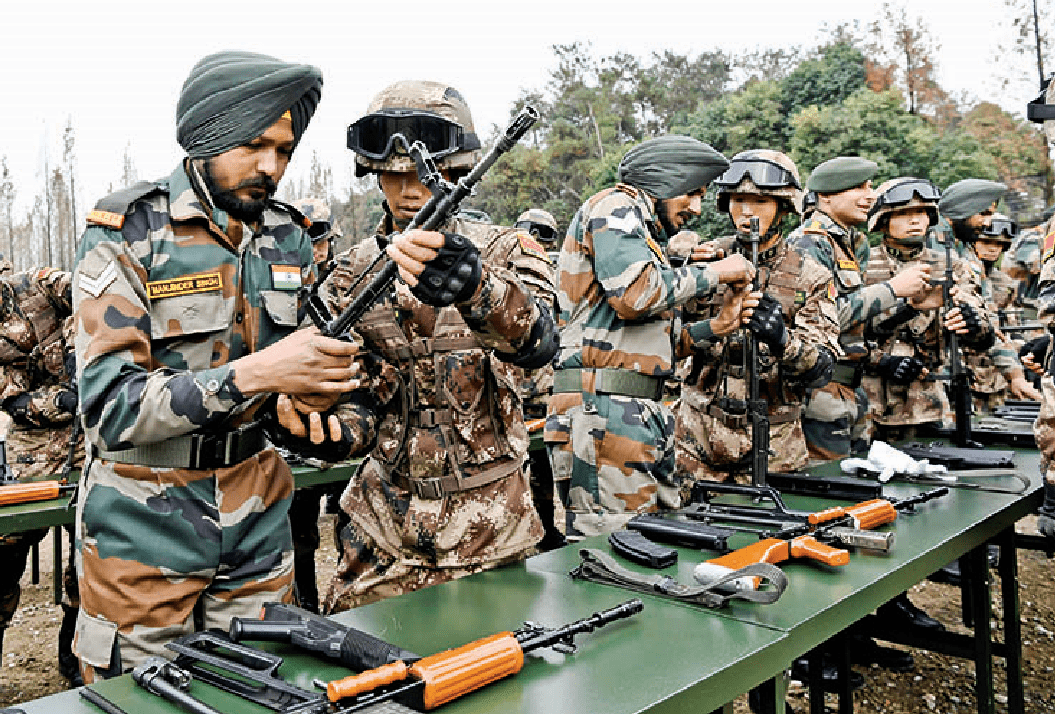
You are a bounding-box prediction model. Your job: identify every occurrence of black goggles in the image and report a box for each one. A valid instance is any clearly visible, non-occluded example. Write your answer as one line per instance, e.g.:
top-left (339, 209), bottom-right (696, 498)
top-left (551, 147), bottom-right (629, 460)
top-left (983, 217), bottom-right (1018, 238)
top-left (306, 220), bottom-right (331, 241)
top-left (713, 159), bottom-right (800, 190)
top-left (347, 110), bottom-right (481, 160)
top-left (515, 221), bottom-right (557, 242)
top-left (871, 179), bottom-right (941, 213)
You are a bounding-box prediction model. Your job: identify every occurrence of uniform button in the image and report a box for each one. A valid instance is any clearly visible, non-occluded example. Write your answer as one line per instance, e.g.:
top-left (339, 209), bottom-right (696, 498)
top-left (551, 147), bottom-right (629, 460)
top-left (205, 379), bottom-right (221, 394)
top-left (235, 313), bottom-right (243, 324)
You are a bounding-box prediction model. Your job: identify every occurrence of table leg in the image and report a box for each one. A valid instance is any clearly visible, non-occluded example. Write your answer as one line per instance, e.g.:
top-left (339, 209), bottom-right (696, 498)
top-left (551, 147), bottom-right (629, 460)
top-left (967, 542), bottom-right (994, 714)
top-left (998, 527), bottom-right (1024, 714)
top-left (52, 525), bottom-right (62, 605)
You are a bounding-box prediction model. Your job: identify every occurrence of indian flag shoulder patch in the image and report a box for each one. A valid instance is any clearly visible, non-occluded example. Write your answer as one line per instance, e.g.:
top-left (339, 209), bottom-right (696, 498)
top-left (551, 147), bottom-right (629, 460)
top-left (271, 265), bottom-right (302, 291)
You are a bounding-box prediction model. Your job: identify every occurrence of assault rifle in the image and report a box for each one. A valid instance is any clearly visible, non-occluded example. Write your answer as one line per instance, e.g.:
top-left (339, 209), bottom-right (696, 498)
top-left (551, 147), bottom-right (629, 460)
top-left (0, 440), bottom-right (15, 486)
top-left (305, 106), bottom-right (539, 340)
top-left (942, 236), bottom-right (975, 447)
top-left (746, 216), bottom-right (769, 488)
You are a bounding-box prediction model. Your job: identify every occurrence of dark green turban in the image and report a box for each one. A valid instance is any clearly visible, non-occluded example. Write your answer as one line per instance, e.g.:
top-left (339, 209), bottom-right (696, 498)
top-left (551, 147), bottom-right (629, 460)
top-left (938, 179), bottom-right (1006, 221)
top-left (617, 136), bottom-right (729, 200)
top-left (806, 156), bottom-right (878, 194)
top-left (176, 50), bottom-right (323, 158)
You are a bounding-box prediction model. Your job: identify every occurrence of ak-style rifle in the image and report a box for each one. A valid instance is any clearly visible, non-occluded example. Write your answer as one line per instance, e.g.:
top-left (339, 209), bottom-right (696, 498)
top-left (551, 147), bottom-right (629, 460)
top-left (746, 216), bottom-right (769, 488)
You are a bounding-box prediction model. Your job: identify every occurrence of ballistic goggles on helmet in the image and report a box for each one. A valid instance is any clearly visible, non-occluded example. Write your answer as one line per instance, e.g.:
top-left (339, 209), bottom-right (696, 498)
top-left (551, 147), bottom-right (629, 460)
top-left (982, 216), bottom-right (1018, 240)
top-left (871, 179), bottom-right (941, 214)
top-left (713, 158), bottom-right (801, 190)
top-left (347, 109), bottom-right (481, 161)
top-left (515, 220), bottom-right (558, 243)
top-left (306, 220), bottom-right (332, 242)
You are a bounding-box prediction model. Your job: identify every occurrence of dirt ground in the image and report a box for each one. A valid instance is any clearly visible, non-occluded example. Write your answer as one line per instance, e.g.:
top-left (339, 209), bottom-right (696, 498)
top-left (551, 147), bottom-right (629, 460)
top-left (1, 513), bottom-right (1052, 713)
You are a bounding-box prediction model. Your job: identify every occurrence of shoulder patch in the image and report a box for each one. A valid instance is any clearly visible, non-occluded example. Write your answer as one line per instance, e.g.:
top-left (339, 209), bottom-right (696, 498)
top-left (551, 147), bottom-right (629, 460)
top-left (517, 231), bottom-right (549, 261)
top-left (827, 280), bottom-right (838, 301)
top-left (614, 183), bottom-right (640, 199)
top-left (1043, 222), bottom-right (1055, 262)
top-left (86, 210), bottom-right (125, 230)
top-left (645, 234), bottom-right (666, 264)
top-left (79, 262), bottom-right (119, 298)
top-left (34, 267), bottom-right (57, 282)
top-left (837, 259), bottom-right (859, 271)
top-left (803, 219), bottom-right (828, 235)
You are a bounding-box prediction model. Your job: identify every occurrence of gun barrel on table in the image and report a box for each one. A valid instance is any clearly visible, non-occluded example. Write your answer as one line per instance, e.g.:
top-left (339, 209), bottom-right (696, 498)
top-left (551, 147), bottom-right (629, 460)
top-left (324, 599), bottom-right (643, 710)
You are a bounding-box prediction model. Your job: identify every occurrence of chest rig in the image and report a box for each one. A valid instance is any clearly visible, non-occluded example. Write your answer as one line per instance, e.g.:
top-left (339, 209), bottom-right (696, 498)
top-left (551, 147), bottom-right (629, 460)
top-left (864, 245), bottom-right (944, 368)
top-left (0, 274), bottom-right (68, 381)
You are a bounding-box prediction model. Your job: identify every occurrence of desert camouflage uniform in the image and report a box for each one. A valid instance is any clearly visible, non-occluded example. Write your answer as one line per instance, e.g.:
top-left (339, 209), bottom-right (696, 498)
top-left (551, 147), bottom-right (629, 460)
top-left (544, 184), bottom-right (726, 537)
top-left (791, 211), bottom-right (899, 458)
top-left (0, 268), bottom-right (83, 633)
top-left (72, 162), bottom-right (378, 678)
top-left (674, 235), bottom-right (840, 490)
top-left (1031, 215), bottom-right (1055, 484)
top-left (861, 245), bottom-right (985, 432)
top-left (322, 211), bottom-right (555, 611)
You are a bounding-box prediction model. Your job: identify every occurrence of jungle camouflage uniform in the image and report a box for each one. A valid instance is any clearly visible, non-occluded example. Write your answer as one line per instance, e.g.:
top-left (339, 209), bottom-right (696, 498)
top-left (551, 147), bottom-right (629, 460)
top-left (544, 184), bottom-right (726, 537)
top-left (322, 211), bottom-right (555, 611)
top-left (861, 245), bottom-right (985, 431)
top-left (791, 211), bottom-right (898, 458)
top-left (1005, 226), bottom-right (1043, 320)
top-left (73, 162), bottom-right (379, 678)
top-left (1032, 214), bottom-right (1055, 504)
top-left (0, 268), bottom-right (83, 666)
top-left (675, 235), bottom-right (839, 488)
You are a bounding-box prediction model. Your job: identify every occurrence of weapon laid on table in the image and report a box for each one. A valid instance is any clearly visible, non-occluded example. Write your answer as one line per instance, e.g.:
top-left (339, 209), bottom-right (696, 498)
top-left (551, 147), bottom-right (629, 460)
top-left (305, 106), bottom-right (539, 341)
top-left (323, 600), bottom-right (643, 710)
top-left (0, 440), bottom-right (15, 486)
top-left (230, 602), bottom-right (421, 672)
top-left (683, 480), bottom-right (816, 528)
top-left (746, 216), bottom-right (770, 488)
top-left (996, 321), bottom-right (1046, 334)
top-left (0, 475), bottom-right (77, 507)
top-left (132, 657), bottom-right (224, 714)
top-left (897, 442), bottom-right (1015, 469)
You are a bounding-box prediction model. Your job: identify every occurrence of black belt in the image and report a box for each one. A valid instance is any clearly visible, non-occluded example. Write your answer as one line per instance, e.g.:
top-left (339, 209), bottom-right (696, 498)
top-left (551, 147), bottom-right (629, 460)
top-left (97, 424), bottom-right (268, 470)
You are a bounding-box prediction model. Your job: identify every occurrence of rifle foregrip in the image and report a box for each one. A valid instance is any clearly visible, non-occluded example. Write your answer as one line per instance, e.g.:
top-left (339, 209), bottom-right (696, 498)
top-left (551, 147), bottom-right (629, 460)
top-left (846, 500), bottom-right (898, 529)
top-left (808, 505), bottom-right (848, 525)
top-left (327, 661), bottom-right (409, 702)
top-left (228, 619), bottom-right (297, 643)
top-left (788, 535), bottom-right (850, 566)
top-left (410, 632), bottom-right (524, 710)
top-left (0, 481), bottom-right (63, 506)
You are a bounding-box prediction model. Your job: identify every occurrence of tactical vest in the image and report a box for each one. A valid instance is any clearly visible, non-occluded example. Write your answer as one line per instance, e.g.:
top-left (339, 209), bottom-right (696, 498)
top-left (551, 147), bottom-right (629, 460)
top-left (863, 246), bottom-right (945, 368)
top-left (0, 272), bottom-right (69, 381)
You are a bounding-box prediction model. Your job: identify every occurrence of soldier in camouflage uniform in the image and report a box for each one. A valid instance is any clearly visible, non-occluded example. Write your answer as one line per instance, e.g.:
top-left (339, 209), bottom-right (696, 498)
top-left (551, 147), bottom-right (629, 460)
top-left (1027, 76), bottom-right (1055, 541)
top-left (544, 135), bottom-right (758, 538)
top-left (960, 214), bottom-right (1042, 411)
top-left (294, 196), bottom-right (341, 284)
top-left (673, 150), bottom-right (839, 487)
top-left (72, 51), bottom-right (380, 680)
top-left (860, 178), bottom-right (994, 440)
top-left (321, 81), bottom-right (559, 611)
top-left (925, 178), bottom-right (1007, 260)
top-left (0, 267), bottom-right (84, 686)
top-left (1005, 224), bottom-right (1044, 319)
top-left (790, 158), bottom-right (933, 459)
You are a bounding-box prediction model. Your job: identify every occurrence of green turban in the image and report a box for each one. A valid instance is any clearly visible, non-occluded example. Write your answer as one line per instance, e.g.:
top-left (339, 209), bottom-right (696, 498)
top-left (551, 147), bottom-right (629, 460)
top-left (938, 179), bottom-right (1007, 221)
top-left (617, 136), bottom-right (729, 200)
top-left (176, 50), bottom-right (323, 158)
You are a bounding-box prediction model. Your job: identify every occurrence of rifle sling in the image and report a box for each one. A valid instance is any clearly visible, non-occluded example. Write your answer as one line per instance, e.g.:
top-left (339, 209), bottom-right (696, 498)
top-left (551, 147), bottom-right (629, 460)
top-left (570, 548), bottom-right (787, 607)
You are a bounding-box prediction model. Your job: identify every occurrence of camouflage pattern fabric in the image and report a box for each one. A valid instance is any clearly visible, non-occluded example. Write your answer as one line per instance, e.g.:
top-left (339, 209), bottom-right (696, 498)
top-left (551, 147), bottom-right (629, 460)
top-left (0, 267), bottom-right (83, 629)
top-left (925, 215), bottom-right (969, 260)
top-left (790, 211), bottom-right (898, 458)
top-left (322, 212), bottom-right (555, 612)
top-left (674, 235), bottom-right (840, 490)
top-left (71, 161), bottom-right (370, 679)
top-left (1005, 226), bottom-right (1042, 309)
top-left (545, 184), bottom-right (726, 537)
top-left (1031, 215), bottom-right (1055, 482)
top-left (860, 245), bottom-right (983, 431)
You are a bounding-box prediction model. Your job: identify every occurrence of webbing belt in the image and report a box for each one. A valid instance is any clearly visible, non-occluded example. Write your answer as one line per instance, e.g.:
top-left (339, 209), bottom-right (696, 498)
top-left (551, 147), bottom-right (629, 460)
top-left (570, 549), bottom-right (788, 608)
top-left (553, 368), bottom-right (664, 400)
top-left (97, 425), bottom-right (268, 470)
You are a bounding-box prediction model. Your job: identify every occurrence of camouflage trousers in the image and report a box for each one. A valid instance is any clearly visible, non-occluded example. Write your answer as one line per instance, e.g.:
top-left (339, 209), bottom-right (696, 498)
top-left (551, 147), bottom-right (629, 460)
top-left (0, 528), bottom-right (47, 630)
top-left (1034, 373), bottom-right (1055, 484)
top-left (801, 382), bottom-right (870, 460)
top-left (674, 394), bottom-right (809, 501)
top-left (75, 448), bottom-right (295, 682)
top-left (861, 375), bottom-right (949, 431)
top-left (545, 393), bottom-right (678, 538)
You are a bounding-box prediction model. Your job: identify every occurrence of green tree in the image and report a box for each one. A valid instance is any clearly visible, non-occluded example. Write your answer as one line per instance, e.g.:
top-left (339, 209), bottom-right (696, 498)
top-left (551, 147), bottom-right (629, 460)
top-left (782, 41), bottom-right (868, 119)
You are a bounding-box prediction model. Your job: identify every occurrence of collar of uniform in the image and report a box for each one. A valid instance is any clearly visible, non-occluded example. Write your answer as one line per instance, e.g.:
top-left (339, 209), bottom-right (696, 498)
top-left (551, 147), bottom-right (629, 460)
top-left (734, 235), bottom-right (786, 267)
top-left (813, 210), bottom-right (851, 239)
top-left (168, 159), bottom-right (288, 233)
top-left (883, 242), bottom-right (923, 262)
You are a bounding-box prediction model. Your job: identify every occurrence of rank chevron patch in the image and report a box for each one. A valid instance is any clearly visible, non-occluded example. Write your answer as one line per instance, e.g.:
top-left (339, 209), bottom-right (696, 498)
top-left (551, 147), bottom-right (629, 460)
top-left (79, 261), bottom-right (118, 298)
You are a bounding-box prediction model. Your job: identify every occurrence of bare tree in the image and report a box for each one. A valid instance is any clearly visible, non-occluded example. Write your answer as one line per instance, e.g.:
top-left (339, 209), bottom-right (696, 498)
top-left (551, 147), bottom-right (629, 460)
top-left (0, 157), bottom-right (15, 262)
top-left (120, 142), bottom-right (139, 189)
top-left (63, 119), bottom-right (78, 268)
top-left (867, 2), bottom-right (949, 117)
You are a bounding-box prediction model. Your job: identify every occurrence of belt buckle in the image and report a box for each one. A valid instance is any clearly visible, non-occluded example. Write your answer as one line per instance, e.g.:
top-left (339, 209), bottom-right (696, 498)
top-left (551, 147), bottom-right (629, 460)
top-left (413, 478), bottom-right (444, 500)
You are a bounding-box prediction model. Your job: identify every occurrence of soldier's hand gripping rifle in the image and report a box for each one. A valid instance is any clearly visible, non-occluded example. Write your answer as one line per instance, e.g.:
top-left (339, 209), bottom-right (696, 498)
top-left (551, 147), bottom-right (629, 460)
top-left (746, 216), bottom-right (769, 488)
top-left (942, 237), bottom-right (974, 447)
top-left (321, 600), bottom-right (642, 711)
top-left (305, 106), bottom-right (540, 340)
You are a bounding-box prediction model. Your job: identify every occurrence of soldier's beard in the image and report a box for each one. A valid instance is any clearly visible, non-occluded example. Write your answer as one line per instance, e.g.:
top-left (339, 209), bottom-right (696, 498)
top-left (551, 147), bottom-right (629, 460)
top-left (201, 159), bottom-right (277, 223)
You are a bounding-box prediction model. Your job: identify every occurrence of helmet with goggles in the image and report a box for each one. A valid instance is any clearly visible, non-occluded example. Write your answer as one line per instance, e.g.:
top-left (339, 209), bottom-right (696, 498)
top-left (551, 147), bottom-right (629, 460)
top-left (292, 197), bottom-right (341, 244)
top-left (867, 177), bottom-right (941, 233)
top-left (348, 80), bottom-right (482, 177)
top-left (979, 213), bottom-right (1017, 245)
top-left (714, 150), bottom-right (802, 216)
top-left (515, 208), bottom-right (560, 245)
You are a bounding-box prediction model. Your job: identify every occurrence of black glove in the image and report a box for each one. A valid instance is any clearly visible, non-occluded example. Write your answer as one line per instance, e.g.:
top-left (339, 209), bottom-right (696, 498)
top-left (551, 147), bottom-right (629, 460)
top-left (2, 393), bottom-right (34, 427)
top-left (956, 303), bottom-right (985, 337)
top-left (55, 389), bottom-right (78, 415)
top-left (1020, 334), bottom-right (1051, 363)
top-left (410, 232), bottom-right (483, 307)
top-left (747, 294), bottom-right (788, 355)
top-left (877, 354), bottom-right (925, 384)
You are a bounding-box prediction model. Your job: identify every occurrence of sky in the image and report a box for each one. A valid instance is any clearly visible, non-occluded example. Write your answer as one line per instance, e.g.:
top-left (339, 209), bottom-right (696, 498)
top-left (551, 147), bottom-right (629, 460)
top-left (0, 0), bottom-right (1040, 219)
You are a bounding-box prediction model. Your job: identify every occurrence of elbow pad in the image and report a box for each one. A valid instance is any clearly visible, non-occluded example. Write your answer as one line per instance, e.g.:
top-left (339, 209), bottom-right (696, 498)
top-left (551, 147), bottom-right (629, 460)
top-left (493, 302), bottom-right (559, 369)
top-left (795, 346), bottom-right (835, 389)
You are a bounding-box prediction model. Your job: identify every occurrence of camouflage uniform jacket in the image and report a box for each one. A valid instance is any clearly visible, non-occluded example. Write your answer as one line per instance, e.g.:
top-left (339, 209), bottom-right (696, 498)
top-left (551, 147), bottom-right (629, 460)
top-left (549, 184), bottom-right (722, 383)
top-left (0, 268), bottom-right (83, 481)
top-left (861, 244), bottom-right (981, 426)
top-left (319, 211), bottom-right (555, 567)
top-left (675, 236), bottom-right (840, 473)
top-left (1031, 215), bottom-right (1055, 475)
top-left (74, 161), bottom-right (377, 460)
top-left (789, 211), bottom-right (898, 365)
top-left (1005, 227), bottom-right (1043, 315)
top-left (961, 246), bottom-right (1021, 395)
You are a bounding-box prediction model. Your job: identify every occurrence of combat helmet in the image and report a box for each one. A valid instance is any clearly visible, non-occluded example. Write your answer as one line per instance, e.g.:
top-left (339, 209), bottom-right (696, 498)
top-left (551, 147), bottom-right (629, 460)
top-left (867, 177), bottom-right (941, 233)
top-left (292, 197), bottom-right (342, 243)
top-left (979, 213), bottom-right (1017, 245)
top-left (348, 80), bottom-right (482, 177)
top-left (713, 150), bottom-right (802, 216)
top-left (515, 208), bottom-right (560, 245)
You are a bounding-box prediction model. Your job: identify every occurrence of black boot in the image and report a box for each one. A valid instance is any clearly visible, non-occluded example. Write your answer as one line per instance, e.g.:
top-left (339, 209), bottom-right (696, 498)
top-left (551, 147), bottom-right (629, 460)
top-left (848, 633), bottom-right (915, 672)
top-left (1039, 480), bottom-right (1055, 541)
top-left (57, 605), bottom-right (83, 687)
top-left (876, 592), bottom-right (944, 631)
top-left (790, 654), bottom-right (865, 692)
